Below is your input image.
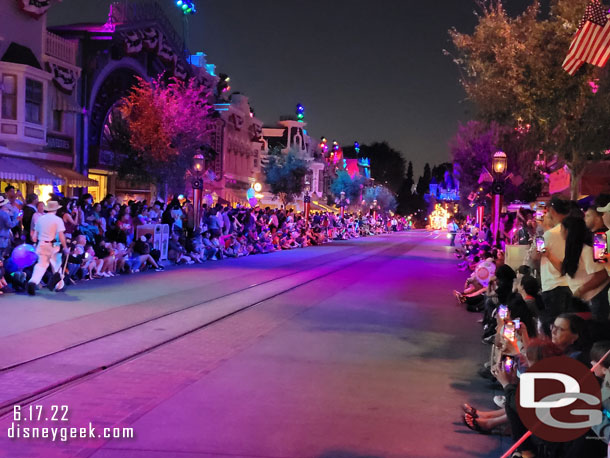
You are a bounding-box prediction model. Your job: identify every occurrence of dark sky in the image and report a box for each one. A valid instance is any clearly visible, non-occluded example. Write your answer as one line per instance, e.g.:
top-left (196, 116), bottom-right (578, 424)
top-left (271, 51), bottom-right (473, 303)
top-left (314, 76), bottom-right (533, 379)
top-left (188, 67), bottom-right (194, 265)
top-left (48, 0), bottom-right (532, 177)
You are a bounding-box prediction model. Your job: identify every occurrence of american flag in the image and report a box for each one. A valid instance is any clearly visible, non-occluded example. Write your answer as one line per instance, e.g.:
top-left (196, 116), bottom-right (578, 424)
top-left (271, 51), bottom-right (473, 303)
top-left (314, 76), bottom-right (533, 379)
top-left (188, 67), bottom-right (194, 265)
top-left (563, 0), bottom-right (610, 75)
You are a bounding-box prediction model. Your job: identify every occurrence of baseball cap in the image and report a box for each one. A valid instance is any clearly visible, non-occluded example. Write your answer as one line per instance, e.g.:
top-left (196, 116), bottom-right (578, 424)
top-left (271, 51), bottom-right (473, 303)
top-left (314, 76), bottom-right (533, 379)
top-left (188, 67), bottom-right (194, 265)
top-left (597, 203), bottom-right (610, 213)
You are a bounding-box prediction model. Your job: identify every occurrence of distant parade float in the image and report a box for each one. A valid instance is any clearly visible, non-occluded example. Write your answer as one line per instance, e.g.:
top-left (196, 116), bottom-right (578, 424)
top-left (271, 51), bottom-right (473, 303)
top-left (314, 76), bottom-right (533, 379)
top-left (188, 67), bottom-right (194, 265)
top-left (429, 204), bottom-right (451, 230)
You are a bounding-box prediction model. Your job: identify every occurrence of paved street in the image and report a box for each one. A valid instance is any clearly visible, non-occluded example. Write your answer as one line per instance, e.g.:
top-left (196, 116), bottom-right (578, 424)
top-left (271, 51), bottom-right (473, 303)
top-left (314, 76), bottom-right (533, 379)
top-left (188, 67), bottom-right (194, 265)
top-left (0, 231), bottom-right (506, 458)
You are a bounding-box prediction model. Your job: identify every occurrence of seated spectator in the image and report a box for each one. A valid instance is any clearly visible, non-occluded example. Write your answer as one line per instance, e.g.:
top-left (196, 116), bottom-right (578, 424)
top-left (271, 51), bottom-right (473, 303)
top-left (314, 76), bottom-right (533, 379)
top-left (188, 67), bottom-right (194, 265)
top-left (517, 274), bottom-right (544, 318)
top-left (129, 235), bottom-right (164, 271)
top-left (168, 232), bottom-right (193, 264)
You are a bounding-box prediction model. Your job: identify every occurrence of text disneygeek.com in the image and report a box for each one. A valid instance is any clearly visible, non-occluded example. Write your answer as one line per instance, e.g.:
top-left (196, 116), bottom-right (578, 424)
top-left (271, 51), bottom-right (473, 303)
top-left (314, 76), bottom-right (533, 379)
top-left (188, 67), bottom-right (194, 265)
top-left (6, 405), bottom-right (134, 442)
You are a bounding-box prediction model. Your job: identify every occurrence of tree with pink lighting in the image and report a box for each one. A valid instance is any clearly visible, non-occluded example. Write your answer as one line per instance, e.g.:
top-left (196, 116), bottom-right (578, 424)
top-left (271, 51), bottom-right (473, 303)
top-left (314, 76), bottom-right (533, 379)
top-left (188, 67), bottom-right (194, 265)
top-left (114, 75), bottom-right (217, 196)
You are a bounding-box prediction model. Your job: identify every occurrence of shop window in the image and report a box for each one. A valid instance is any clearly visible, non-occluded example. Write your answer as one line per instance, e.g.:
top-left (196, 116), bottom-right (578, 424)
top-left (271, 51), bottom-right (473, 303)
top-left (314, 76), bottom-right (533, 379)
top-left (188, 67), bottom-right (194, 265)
top-left (52, 110), bottom-right (63, 132)
top-left (87, 173), bottom-right (107, 203)
top-left (1, 74), bottom-right (17, 120)
top-left (25, 78), bottom-right (43, 124)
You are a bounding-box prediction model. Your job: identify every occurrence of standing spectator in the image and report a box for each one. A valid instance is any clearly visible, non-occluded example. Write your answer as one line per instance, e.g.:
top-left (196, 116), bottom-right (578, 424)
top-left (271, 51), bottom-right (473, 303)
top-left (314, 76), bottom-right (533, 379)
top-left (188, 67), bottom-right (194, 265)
top-left (4, 185), bottom-right (22, 239)
top-left (58, 199), bottom-right (79, 240)
top-left (31, 201), bottom-right (45, 229)
top-left (538, 196), bottom-right (572, 319)
top-left (585, 195), bottom-right (610, 234)
top-left (28, 200), bottom-right (69, 295)
top-left (22, 193), bottom-right (38, 244)
top-left (148, 201), bottom-right (162, 223)
top-left (0, 196), bottom-right (18, 256)
top-left (207, 209), bottom-right (220, 237)
top-left (544, 216), bottom-right (610, 321)
top-left (448, 218), bottom-right (459, 246)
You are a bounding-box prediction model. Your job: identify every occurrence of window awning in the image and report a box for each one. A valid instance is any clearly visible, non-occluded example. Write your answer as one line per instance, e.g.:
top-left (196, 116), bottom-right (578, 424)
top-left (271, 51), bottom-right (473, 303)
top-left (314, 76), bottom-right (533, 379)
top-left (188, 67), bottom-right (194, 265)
top-left (0, 156), bottom-right (65, 185)
top-left (50, 90), bottom-right (81, 113)
top-left (40, 165), bottom-right (98, 188)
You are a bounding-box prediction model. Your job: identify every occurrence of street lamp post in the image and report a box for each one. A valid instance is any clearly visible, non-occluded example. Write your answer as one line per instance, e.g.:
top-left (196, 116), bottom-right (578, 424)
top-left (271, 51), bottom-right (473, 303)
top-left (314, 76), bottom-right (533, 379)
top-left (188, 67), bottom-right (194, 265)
top-left (339, 191), bottom-right (346, 219)
top-left (372, 199), bottom-right (378, 221)
top-left (304, 180), bottom-right (311, 223)
top-left (491, 151), bottom-right (507, 245)
top-left (192, 154), bottom-right (204, 232)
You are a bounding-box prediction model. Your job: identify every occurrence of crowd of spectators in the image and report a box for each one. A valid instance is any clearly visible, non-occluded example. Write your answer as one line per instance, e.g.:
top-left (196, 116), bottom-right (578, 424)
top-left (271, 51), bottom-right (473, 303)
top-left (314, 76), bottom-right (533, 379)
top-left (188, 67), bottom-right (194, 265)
top-left (453, 194), bottom-right (610, 457)
top-left (0, 185), bottom-right (408, 294)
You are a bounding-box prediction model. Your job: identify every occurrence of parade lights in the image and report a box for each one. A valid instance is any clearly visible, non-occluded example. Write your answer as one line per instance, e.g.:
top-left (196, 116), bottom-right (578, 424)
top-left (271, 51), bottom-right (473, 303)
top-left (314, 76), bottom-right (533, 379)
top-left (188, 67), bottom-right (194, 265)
top-left (175, 0), bottom-right (196, 15)
top-left (296, 103), bottom-right (305, 122)
top-left (429, 204), bottom-right (450, 230)
top-left (354, 141), bottom-right (360, 154)
top-left (319, 137), bottom-right (329, 154)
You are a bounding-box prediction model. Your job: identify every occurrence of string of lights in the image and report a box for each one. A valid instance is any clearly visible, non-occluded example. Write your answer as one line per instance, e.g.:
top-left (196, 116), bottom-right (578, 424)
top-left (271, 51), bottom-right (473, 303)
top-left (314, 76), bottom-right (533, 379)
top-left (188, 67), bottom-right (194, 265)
top-left (175, 0), bottom-right (196, 15)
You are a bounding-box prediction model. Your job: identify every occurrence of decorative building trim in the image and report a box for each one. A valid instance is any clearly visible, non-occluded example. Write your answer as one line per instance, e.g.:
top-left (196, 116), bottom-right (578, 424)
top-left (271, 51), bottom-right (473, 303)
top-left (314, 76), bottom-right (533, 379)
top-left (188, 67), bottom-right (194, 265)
top-left (45, 61), bottom-right (78, 94)
top-left (120, 27), bottom-right (188, 80)
top-left (17, 0), bottom-right (51, 19)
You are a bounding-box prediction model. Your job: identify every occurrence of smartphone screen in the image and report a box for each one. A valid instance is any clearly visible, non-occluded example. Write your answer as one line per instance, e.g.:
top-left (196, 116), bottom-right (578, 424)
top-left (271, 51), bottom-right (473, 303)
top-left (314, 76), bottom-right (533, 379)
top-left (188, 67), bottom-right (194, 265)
top-left (498, 305), bottom-right (508, 319)
top-left (513, 318), bottom-right (521, 330)
top-left (503, 322), bottom-right (516, 342)
top-left (536, 236), bottom-right (546, 253)
top-left (593, 232), bottom-right (608, 263)
top-left (503, 356), bottom-right (514, 373)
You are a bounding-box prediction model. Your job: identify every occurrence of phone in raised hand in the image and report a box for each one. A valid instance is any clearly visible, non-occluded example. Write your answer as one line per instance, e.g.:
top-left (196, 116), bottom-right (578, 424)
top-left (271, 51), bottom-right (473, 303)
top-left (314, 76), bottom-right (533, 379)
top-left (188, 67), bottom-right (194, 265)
top-left (593, 232), bottom-right (607, 263)
top-left (535, 236), bottom-right (546, 253)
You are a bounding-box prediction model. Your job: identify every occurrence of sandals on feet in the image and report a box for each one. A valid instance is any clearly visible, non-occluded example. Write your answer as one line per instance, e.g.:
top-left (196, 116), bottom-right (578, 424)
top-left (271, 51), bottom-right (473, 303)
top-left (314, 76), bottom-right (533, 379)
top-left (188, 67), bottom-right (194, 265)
top-left (462, 413), bottom-right (490, 434)
top-left (461, 403), bottom-right (478, 418)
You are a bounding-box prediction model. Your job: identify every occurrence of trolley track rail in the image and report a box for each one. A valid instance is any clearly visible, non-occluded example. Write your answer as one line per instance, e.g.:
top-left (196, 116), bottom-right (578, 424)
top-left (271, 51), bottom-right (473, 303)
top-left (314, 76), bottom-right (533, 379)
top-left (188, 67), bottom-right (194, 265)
top-left (0, 235), bottom-right (421, 418)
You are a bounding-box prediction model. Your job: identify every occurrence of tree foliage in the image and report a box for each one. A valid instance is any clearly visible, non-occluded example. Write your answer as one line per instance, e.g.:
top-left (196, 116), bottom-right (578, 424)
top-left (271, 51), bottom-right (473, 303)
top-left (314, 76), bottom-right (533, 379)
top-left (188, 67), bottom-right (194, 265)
top-left (330, 170), bottom-right (366, 203)
top-left (449, 0), bottom-right (610, 196)
top-left (113, 75), bottom-right (216, 194)
top-left (263, 147), bottom-right (309, 207)
top-left (362, 185), bottom-right (397, 213)
top-left (450, 120), bottom-right (542, 206)
top-left (358, 142), bottom-right (406, 193)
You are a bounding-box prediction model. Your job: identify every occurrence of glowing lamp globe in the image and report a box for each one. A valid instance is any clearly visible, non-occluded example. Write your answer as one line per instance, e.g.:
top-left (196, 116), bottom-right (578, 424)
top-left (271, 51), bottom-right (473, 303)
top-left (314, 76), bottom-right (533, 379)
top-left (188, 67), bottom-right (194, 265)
top-left (253, 182), bottom-right (262, 192)
top-left (9, 244), bottom-right (38, 269)
top-left (193, 154), bottom-right (205, 173)
top-left (492, 151), bottom-right (507, 176)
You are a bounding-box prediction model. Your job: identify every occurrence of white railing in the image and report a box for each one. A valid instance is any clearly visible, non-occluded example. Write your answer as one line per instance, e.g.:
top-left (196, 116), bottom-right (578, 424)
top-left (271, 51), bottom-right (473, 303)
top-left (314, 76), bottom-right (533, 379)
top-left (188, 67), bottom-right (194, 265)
top-left (45, 31), bottom-right (78, 65)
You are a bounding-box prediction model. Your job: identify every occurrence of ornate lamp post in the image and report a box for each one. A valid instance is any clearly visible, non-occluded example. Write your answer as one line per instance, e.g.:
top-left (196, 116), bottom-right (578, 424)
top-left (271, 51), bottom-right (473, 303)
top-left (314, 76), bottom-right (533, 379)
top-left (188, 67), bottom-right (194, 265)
top-left (372, 199), bottom-right (378, 221)
top-left (304, 179), bottom-right (311, 223)
top-left (192, 154), bottom-right (204, 231)
top-left (491, 151), bottom-right (507, 245)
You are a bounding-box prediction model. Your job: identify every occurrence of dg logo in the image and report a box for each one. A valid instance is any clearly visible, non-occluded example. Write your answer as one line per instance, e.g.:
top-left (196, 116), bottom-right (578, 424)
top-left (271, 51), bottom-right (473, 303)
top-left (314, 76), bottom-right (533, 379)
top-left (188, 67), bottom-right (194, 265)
top-left (516, 356), bottom-right (602, 442)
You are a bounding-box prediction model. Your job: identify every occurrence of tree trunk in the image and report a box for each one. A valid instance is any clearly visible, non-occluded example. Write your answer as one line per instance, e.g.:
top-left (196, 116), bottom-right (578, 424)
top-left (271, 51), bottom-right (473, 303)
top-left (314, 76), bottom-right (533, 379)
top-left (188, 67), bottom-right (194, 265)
top-left (569, 160), bottom-right (585, 201)
top-left (158, 181), bottom-right (168, 203)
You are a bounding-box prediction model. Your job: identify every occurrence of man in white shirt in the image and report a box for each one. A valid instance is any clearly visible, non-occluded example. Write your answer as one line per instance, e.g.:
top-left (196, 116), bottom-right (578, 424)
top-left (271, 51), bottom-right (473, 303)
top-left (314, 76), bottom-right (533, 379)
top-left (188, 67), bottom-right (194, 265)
top-left (539, 196), bottom-right (572, 318)
top-left (27, 200), bottom-right (69, 295)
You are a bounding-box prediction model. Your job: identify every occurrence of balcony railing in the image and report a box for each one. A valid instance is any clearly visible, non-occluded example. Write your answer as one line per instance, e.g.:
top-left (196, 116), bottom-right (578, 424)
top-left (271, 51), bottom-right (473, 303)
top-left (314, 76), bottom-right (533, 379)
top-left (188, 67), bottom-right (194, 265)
top-left (45, 31), bottom-right (78, 65)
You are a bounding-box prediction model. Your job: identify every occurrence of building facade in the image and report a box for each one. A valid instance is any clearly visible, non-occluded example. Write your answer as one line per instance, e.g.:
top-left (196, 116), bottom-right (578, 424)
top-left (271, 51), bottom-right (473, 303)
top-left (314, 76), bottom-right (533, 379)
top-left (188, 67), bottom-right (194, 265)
top-left (49, 1), bottom-right (215, 203)
top-left (0, 0), bottom-right (94, 200)
top-left (261, 117), bottom-right (327, 210)
top-left (210, 93), bottom-right (265, 206)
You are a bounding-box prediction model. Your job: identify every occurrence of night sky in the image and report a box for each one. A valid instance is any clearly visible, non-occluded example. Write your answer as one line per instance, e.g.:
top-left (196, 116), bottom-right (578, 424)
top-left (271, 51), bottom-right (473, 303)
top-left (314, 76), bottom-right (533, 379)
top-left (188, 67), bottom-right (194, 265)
top-left (48, 0), bottom-right (533, 176)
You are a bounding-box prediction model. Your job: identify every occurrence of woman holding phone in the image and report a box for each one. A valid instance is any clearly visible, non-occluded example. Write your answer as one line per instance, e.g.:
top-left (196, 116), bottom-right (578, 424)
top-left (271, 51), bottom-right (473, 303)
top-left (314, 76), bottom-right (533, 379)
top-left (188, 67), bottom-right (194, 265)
top-left (544, 216), bottom-right (610, 321)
